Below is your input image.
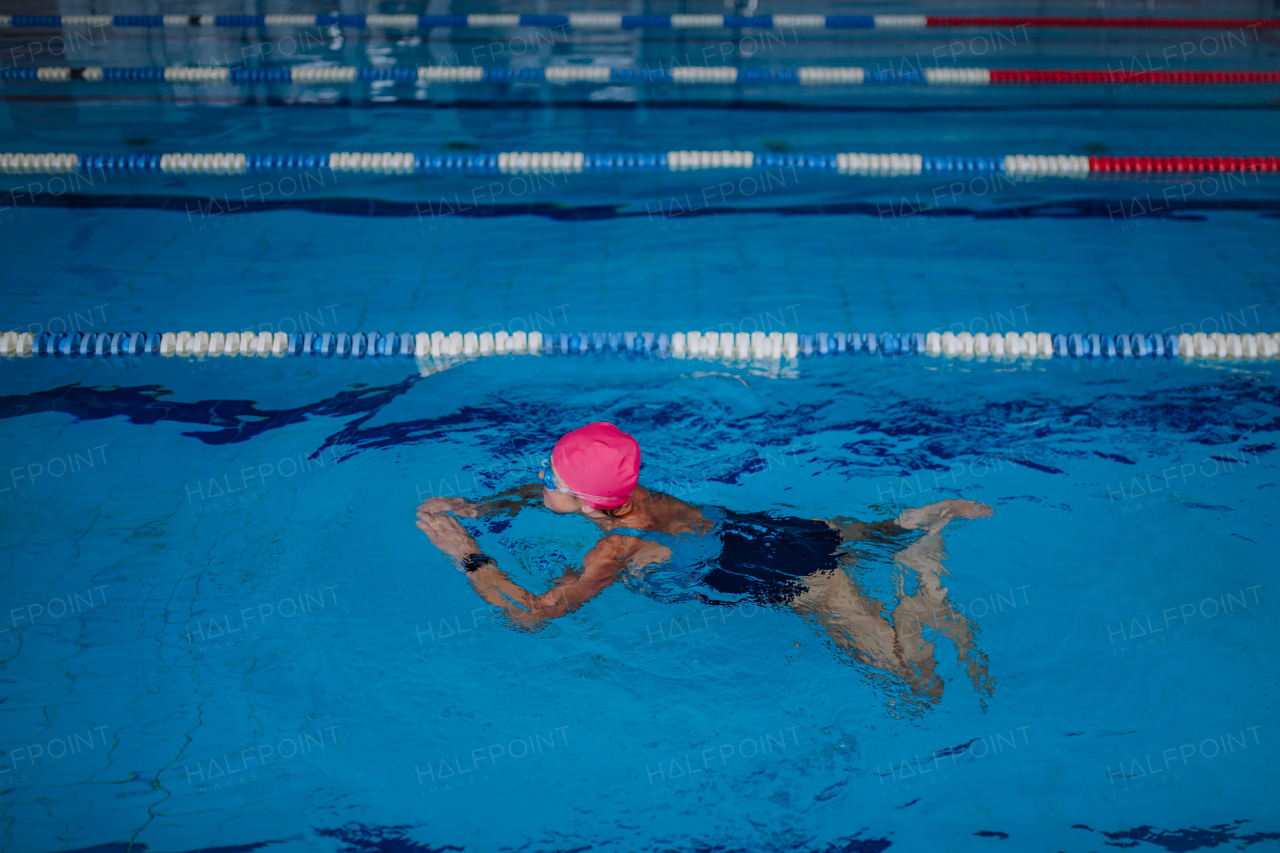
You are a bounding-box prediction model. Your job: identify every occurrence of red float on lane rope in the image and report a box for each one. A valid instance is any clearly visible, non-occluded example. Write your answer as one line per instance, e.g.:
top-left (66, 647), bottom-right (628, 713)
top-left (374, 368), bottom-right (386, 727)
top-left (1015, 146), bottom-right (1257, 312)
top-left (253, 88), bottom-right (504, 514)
top-left (1087, 156), bottom-right (1279, 173)
top-left (927, 16), bottom-right (1280, 29)
top-left (989, 69), bottom-right (1280, 85)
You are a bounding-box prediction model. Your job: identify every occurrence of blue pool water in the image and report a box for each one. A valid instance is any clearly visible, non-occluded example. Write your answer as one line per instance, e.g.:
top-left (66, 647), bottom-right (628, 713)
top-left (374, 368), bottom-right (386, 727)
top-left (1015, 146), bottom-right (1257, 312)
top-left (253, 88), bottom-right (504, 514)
top-left (2, 3), bottom-right (1279, 852)
top-left (1, 353), bottom-right (1277, 852)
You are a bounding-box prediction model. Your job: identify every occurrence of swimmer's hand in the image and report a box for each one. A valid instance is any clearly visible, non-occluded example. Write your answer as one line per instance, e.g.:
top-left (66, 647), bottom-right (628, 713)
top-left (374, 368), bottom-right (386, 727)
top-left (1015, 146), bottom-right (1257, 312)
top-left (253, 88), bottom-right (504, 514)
top-left (896, 499), bottom-right (992, 535)
top-left (418, 484), bottom-right (543, 519)
top-left (415, 510), bottom-right (480, 562)
top-left (417, 497), bottom-right (482, 518)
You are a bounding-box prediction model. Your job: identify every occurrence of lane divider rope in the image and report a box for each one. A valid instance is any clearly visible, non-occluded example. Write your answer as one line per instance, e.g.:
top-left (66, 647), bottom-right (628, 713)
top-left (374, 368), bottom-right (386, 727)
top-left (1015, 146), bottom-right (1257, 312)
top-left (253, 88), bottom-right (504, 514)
top-left (3, 330), bottom-right (1278, 362)
top-left (5, 66), bottom-right (1279, 86)
top-left (1, 151), bottom-right (1275, 177)
top-left (2, 14), bottom-right (1277, 30)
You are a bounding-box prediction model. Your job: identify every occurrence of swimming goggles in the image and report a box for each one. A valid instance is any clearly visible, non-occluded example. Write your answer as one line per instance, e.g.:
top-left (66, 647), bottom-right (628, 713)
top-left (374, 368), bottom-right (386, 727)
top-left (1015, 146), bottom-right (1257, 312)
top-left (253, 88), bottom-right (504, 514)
top-left (538, 458), bottom-right (616, 505)
top-left (538, 459), bottom-right (568, 493)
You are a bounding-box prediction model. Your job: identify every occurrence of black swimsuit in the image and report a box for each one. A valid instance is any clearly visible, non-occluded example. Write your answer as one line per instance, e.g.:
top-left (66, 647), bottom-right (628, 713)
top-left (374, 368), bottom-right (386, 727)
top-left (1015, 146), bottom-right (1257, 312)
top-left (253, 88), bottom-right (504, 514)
top-left (615, 506), bottom-right (846, 606)
top-left (699, 510), bottom-right (845, 605)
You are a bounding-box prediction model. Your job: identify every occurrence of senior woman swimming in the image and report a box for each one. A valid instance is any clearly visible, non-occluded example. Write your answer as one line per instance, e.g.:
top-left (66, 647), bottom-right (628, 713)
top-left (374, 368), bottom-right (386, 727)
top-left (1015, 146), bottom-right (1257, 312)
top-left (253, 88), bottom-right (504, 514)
top-left (416, 421), bottom-right (995, 708)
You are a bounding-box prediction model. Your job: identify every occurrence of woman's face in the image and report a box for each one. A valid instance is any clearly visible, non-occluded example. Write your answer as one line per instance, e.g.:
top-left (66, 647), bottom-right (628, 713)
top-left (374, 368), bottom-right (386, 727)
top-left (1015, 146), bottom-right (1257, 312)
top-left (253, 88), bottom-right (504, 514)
top-left (542, 486), bottom-right (583, 515)
top-left (541, 461), bottom-right (586, 514)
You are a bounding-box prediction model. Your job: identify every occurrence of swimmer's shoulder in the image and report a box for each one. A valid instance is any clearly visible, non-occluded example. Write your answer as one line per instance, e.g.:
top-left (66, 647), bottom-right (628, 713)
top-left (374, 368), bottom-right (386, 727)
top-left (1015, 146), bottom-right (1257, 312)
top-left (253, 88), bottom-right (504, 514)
top-left (649, 492), bottom-right (723, 536)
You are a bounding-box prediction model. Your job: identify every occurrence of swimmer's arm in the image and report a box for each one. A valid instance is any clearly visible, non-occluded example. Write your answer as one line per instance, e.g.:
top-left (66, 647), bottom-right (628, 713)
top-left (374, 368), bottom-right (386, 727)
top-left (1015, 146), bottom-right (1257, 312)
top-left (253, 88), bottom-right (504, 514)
top-left (417, 483), bottom-right (542, 519)
top-left (414, 512), bottom-right (628, 626)
top-left (505, 537), bottom-right (671, 627)
top-left (415, 511), bottom-right (541, 610)
top-left (495, 536), bottom-right (653, 627)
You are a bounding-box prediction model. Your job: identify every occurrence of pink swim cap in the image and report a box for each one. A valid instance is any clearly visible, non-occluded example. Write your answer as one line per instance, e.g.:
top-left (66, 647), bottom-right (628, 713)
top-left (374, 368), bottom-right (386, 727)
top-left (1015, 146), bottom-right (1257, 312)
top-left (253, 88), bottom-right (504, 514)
top-left (551, 422), bottom-right (641, 509)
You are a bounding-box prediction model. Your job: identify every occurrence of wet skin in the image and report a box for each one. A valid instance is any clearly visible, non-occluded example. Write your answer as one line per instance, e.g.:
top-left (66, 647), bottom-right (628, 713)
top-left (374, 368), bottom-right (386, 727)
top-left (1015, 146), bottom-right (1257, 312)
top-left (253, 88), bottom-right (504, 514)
top-left (416, 479), bottom-right (994, 710)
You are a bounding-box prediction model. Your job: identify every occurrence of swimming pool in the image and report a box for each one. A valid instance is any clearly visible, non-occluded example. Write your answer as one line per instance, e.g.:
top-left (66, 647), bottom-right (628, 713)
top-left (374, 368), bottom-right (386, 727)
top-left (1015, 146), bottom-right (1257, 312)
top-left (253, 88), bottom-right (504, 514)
top-left (2, 3), bottom-right (1279, 852)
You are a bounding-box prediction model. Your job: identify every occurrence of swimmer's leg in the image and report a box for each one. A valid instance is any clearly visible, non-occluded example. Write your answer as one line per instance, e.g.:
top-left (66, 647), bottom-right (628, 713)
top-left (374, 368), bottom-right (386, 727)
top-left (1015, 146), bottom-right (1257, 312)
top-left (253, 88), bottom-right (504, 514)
top-left (808, 519), bottom-right (942, 697)
top-left (891, 533), bottom-right (995, 699)
top-left (822, 517), bottom-right (903, 543)
top-left (787, 562), bottom-right (903, 675)
top-left (820, 500), bottom-right (993, 541)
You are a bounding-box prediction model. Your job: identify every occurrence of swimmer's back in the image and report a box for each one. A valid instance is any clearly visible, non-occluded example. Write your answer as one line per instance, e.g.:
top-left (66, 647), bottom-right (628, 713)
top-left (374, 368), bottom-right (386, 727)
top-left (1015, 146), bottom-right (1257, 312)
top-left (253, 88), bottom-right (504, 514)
top-left (594, 486), bottom-right (713, 536)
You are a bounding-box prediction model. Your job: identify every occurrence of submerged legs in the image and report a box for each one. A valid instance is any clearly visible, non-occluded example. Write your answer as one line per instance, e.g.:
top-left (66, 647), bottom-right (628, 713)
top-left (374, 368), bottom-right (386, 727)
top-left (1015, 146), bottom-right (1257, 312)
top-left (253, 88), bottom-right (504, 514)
top-left (788, 519), bottom-right (994, 710)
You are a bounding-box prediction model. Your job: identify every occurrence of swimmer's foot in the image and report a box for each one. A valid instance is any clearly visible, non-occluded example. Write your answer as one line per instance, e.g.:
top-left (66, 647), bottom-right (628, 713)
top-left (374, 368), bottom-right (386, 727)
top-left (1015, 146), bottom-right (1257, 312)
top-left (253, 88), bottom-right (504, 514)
top-left (897, 499), bottom-right (992, 535)
top-left (905, 642), bottom-right (945, 700)
top-left (890, 666), bottom-right (945, 717)
top-left (910, 672), bottom-right (945, 701)
top-left (948, 499), bottom-right (993, 520)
